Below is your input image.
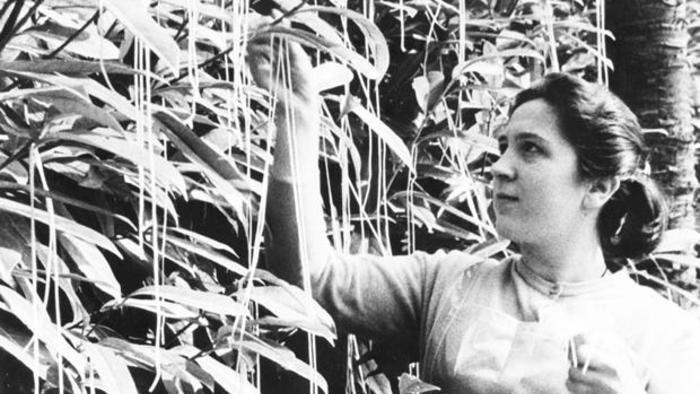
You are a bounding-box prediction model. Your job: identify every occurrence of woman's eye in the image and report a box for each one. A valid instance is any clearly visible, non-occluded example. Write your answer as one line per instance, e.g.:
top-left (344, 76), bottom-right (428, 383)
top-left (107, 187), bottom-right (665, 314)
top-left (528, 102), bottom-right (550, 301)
top-left (520, 141), bottom-right (541, 155)
top-left (498, 142), bottom-right (507, 155)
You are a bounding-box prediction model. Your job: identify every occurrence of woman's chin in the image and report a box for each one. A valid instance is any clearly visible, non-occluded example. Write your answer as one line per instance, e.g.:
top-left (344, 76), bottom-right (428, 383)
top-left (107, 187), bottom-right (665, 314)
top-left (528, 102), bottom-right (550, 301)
top-left (494, 219), bottom-right (523, 243)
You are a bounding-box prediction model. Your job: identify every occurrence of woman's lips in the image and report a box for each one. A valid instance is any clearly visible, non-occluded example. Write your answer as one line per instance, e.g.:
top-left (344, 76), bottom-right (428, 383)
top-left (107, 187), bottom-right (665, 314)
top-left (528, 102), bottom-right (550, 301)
top-left (495, 193), bottom-right (518, 201)
top-left (494, 193), bottom-right (518, 213)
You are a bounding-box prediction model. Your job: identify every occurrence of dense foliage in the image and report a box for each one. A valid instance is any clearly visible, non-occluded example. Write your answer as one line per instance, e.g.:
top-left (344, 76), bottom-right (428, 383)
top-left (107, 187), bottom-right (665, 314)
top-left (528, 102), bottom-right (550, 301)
top-left (0, 0), bottom-right (697, 393)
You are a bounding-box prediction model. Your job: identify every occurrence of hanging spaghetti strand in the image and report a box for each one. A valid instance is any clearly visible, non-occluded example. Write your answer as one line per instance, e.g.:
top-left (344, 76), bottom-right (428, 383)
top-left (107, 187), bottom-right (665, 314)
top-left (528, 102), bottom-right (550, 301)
top-left (598, 0), bottom-right (609, 86)
top-left (135, 37), bottom-right (146, 252)
top-left (29, 144), bottom-right (40, 394)
top-left (279, 38), bottom-right (320, 394)
top-left (32, 147), bottom-right (63, 394)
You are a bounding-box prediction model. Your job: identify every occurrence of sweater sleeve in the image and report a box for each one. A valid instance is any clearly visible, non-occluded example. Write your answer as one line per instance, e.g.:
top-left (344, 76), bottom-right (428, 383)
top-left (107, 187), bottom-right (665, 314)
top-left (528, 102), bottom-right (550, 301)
top-left (266, 178), bottom-right (480, 346)
top-left (311, 249), bottom-right (436, 343)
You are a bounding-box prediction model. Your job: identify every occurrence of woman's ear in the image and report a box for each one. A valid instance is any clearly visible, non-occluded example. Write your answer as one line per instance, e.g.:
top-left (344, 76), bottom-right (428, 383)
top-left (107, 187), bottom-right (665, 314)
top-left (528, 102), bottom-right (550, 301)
top-left (583, 176), bottom-right (620, 210)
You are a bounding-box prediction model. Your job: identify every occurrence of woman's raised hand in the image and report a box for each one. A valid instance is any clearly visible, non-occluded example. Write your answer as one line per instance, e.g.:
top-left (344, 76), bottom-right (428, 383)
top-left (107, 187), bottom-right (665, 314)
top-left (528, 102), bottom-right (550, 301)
top-left (246, 30), bottom-right (322, 182)
top-left (566, 334), bottom-right (646, 394)
top-left (247, 33), bottom-right (318, 111)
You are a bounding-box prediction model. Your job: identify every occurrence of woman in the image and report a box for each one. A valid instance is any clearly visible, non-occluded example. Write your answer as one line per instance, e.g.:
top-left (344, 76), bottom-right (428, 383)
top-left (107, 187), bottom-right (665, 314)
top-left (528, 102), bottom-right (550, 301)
top-left (250, 39), bottom-right (700, 394)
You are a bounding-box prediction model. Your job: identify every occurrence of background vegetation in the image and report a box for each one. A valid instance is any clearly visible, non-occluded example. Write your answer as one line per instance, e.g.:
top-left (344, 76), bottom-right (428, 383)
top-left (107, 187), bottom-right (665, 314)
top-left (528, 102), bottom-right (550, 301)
top-left (0, 0), bottom-right (697, 393)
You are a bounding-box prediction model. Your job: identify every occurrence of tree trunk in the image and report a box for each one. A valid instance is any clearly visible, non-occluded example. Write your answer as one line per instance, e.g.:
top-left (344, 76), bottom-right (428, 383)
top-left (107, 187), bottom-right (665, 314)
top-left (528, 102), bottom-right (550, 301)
top-left (606, 0), bottom-right (697, 230)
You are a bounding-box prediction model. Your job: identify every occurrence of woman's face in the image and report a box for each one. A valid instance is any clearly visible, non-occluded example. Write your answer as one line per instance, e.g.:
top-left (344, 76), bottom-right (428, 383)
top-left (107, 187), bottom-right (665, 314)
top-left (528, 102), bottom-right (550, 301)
top-left (492, 98), bottom-right (590, 245)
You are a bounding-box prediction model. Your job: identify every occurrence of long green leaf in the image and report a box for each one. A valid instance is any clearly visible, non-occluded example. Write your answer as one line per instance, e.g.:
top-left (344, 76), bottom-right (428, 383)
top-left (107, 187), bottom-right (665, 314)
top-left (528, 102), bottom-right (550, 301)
top-left (0, 197), bottom-right (120, 256)
top-left (315, 62), bottom-right (354, 91)
top-left (175, 345), bottom-right (260, 394)
top-left (166, 235), bottom-right (247, 276)
top-left (101, 297), bottom-right (198, 320)
top-left (390, 191), bottom-right (496, 235)
top-left (153, 111), bottom-right (246, 185)
top-left (30, 89), bottom-right (124, 132)
top-left (451, 49), bottom-right (545, 80)
top-left (154, 111), bottom-right (249, 221)
top-left (0, 213), bottom-right (31, 286)
top-left (0, 152), bottom-right (28, 184)
top-left (552, 20), bottom-right (615, 38)
top-left (0, 247), bottom-right (21, 284)
top-left (253, 25), bottom-right (384, 80)
top-left (0, 59), bottom-right (138, 76)
top-left (0, 286), bottom-right (86, 372)
top-left (51, 132), bottom-right (187, 195)
top-left (0, 86), bottom-right (65, 102)
top-left (468, 239), bottom-right (511, 258)
top-left (0, 325), bottom-right (50, 380)
top-left (321, 116), bottom-right (363, 181)
top-left (101, 0), bottom-right (180, 75)
top-left (84, 343), bottom-right (139, 394)
top-left (169, 227), bottom-right (238, 257)
top-left (299, 5), bottom-right (390, 77)
top-left (271, 0), bottom-right (344, 46)
top-left (34, 243), bottom-right (89, 324)
top-left (158, 0), bottom-right (233, 21)
top-left (237, 339), bottom-right (327, 393)
top-left (217, 328), bottom-right (328, 393)
top-left (59, 234), bottom-right (121, 299)
top-left (100, 337), bottom-right (214, 390)
top-left (27, 22), bottom-right (120, 59)
top-left (0, 181), bottom-right (136, 231)
top-left (653, 253), bottom-right (700, 269)
top-left (346, 97), bottom-right (414, 171)
top-left (129, 285), bottom-right (248, 317)
top-left (246, 285), bottom-right (336, 344)
top-left (4, 70), bottom-right (150, 122)
top-left (74, 77), bottom-right (139, 121)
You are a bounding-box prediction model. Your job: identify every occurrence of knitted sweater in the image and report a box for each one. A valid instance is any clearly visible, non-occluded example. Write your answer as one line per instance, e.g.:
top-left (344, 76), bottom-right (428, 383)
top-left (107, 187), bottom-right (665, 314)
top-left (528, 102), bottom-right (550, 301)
top-left (266, 180), bottom-right (700, 393)
top-left (310, 249), bottom-right (700, 393)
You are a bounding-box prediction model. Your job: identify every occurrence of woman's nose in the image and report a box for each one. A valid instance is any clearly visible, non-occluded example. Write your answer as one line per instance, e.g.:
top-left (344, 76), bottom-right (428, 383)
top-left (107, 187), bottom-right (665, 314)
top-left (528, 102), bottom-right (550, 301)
top-left (491, 151), bottom-right (515, 181)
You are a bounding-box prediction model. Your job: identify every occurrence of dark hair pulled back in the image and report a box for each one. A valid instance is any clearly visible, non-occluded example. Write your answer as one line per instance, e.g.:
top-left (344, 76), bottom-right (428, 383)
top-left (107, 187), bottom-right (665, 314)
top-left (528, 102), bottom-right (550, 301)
top-left (510, 73), bottom-right (667, 258)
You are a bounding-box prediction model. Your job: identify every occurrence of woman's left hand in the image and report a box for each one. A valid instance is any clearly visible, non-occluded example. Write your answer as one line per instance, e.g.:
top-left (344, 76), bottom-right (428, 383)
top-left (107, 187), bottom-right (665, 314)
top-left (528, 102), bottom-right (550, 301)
top-left (566, 334), bottom-right (646, 394)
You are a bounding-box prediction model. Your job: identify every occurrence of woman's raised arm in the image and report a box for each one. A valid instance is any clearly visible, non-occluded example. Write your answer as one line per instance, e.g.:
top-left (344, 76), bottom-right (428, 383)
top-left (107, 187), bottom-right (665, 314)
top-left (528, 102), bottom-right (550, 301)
top-left (247, 36), bottom-right (329, 287)
top-left (246, 35), bottom-right (474, 346)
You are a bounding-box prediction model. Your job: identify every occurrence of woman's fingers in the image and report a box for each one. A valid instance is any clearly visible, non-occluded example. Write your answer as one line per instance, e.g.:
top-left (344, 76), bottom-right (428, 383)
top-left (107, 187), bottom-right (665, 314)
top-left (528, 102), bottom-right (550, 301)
top-left (246, 35), bottom-right (317, 106)
top-left (569, 334), bottom-right (606, 372)
top-left (565, 377), bottom-right (598, 394)
top-left (567, 357), bottom-right (618, 394)
top-left (572, 342), bottom-right (619, 376)
top-left (566, 334), bottom-right (646, 394)
top-left (569, 363), bottom-right (609, 385)
top-left (246, 36), bottom-right (284, 92)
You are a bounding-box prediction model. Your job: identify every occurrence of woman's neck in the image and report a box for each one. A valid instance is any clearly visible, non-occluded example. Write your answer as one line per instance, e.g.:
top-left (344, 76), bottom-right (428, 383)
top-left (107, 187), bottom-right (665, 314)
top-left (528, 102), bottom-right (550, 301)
top-left (518, 234), bottom-right (607, 283)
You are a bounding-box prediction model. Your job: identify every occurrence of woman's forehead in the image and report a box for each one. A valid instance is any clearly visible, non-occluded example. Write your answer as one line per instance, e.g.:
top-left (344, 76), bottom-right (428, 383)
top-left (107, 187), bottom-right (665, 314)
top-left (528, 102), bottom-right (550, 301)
top-left (499, 99), bottom-right (563, 141)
